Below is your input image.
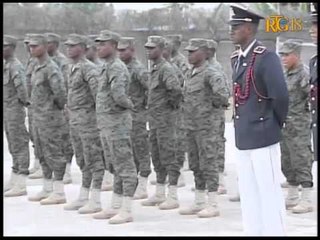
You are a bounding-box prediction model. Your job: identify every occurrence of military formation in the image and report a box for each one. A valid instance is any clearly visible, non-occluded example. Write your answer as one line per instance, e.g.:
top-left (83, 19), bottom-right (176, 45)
top-left (3, 4), bottom-right (317, 231)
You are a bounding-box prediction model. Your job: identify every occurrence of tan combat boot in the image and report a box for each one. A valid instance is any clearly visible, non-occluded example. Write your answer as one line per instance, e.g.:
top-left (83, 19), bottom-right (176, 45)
top-left (29, 158), bottom-right (41, 174)
top-left (217, 172), bottom-right (227, 195)
top-left (93, 192), bottom-right (122, 219)
top-left (159, 185), bottom-right (179, 210)
top-left (78, 188), bottom-right (102, 214)
top-left (40, 181), bottom-right (66, 205)
top-left (291, 187), bottom-right (313, 214)
top-left (133, 175), bottom-right (148, 200)
top-left (179, 189), bottom-right (206, 215)
top-left (4, 172), bottom-right (19, 192)
top-left (4, 174), bottom-right (27, 197)
top-left (141, 183), bottom-right (166, 206)
top-left (197, 191), bottom-right (220, 218)
top-left (101, 171), bottom-right (113, 191)
top-left (64, 187), bottom-right (89, 211)
top-left (63, 163), bottom-right (72, 184)
top-left (109, 196), bottom-right (133, 224)
top-left (285, 185), bottom-right (299, 209)
top-left (28, 178), bottom-right (53, 201)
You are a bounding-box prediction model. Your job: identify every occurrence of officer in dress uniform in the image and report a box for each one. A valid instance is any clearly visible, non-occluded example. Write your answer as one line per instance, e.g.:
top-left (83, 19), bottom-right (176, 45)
top-left (309, 3), bottom-right (318, 163)
top-left (229, 4), bottom-right (289, 236)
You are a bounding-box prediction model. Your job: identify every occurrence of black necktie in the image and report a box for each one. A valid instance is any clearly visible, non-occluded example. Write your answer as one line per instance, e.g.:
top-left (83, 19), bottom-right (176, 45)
top-left (235, 55), bottom-right (243, 73)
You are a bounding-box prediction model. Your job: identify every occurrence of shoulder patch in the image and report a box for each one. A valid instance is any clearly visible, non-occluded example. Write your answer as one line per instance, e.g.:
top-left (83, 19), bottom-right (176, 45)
top-left (230, 50), bottom-right (239, 59)
top-left (253, 46), bottom-right (266, 54)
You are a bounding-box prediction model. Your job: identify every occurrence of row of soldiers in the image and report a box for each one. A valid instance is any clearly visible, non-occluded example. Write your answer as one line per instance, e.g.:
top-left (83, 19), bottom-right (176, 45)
top-left (3, 30), bottom-right (230, 224)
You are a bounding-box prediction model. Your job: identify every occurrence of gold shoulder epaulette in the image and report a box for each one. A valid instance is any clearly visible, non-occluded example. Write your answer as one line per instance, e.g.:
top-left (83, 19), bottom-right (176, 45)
top-left (253, 46), bottom-right (266, 54)
top-left (230, 50), bottom-right (239, 59)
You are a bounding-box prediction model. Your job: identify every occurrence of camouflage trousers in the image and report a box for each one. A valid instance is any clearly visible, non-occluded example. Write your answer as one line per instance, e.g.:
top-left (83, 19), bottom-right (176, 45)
top-left (132, 121), bottom-right (151, 177)
top-left (27, 107), bottom-right (39, 159)
top-left (312, 123), bottom-right (317, 162)
top-left (61, 120), bottom-right (74, 164)
top-left (281, 119), bottom-right (313, 188)
top-left (186, 128), bottom-right (220, 192)
top-left (217, 114), bottom-right (226, 173)
top-left (176, 127), bottom-right (187, 169)
top-left (150, 126), bottom-right (180, 185)
top-left (33, 123), bottom-right (68, 180)
top-left (100, 129), bottom-right (137, 197)
top-left (100, 134), bottom-right (113, 173)
top-left (4, 107), bottom-right (30, 175)
top-left (70, 124), bottom-right (105, 189)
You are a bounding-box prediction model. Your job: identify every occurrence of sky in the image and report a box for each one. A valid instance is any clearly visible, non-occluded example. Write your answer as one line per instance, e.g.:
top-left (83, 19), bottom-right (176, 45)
top-left (107, 2), bottom-right (222, 12)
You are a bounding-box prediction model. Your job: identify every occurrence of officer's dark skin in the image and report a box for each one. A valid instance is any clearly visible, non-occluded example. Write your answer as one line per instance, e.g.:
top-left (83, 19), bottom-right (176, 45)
top-left (145, 45), bottom-right (164, 65)
top-left (187, 47), bottom-right (207, 68)
top-left (229, 23), bottom-right (258, 50)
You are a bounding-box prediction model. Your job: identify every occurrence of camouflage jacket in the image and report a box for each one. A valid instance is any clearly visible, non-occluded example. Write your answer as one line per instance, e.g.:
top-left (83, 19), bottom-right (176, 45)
top-left (182, 61), bottom-right (229, 130)
top-left (284, 63), bottom-right (310, 122)
top-left (147, 58), bottom-right (182, 129)
top-left (96, 56), bottom-right (133, 133)
top-left (126, 57), bottom-right (149, 122)
top-left (25, 56), bottom-right (37, 98)
top-left (171, 51), bottom-right (190, 77)
top-left (51, 51), bottom-right (70, 89)
top-left (30, 57), bottom-right (67, 127)
top-left (3, 57), bottom-right (28, 111)
top-left (67, 57), bottom-right (99, 126)
top-left (208, 57), bottom-right (231, 97)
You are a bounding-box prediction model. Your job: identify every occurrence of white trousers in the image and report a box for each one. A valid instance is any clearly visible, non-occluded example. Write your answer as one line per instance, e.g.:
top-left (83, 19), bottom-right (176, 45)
top-left (235, 143), bottom-right (286, 236)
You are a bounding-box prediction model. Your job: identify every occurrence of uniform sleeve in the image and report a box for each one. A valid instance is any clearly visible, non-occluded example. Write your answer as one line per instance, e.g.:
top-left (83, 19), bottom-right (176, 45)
top-left (110, 63), bottom-right (134, 110)
top-left (84, 64), bottom-right (99, 101)
top-left (25, 59), bottom-right (36, 98)
top-left (61, 61), bottom-right (70, 91)
top-left (299, 68), bottom-right (310, 98)
top-left (11, 63), bottom-right (28, 106)
top-left (206, 68), bottom-right (229, 108)
top-left (136, 66), bottom-right (149, 90)
top-left (48, 66), bottom-right (67, 109)
top-left (162, 66), bottom-right (182, 108)
top-left (258, 52), bottom-right (289, 127)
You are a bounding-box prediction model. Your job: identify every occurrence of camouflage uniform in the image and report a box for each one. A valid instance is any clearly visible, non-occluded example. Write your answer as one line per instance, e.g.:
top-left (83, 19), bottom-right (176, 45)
top-left (146, 37), bottom-right (183, 186)
top-left (207, 57), bottom-right (230, 173)
top-left (46, 33), bottom-right (74, 165)
top-left (65, 35), bottom-right (105, 189)
top-left (183, 39), bottom-right (229, 192)
top-left (3, 36), bottom-right (30, 176)
top-left (279, 41), bottom-right (313, 188)
top-left (95, 31), bottom-right (137, 197)
top-left (29, 35), bottom-right (68, 181)
top-left (125, 57), bottom-right (150, 177)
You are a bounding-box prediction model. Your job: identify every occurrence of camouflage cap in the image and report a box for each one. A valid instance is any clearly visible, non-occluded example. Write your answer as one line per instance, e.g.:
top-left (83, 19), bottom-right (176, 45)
top-left (185, 38), bottom-right (208, 51)
top-left (23, 33), bottom-right (32, 44)
top-left (164, 40), bottom-right (173, 49)
top-left (165, 34), bottom-right (183, 43)
top-left (95, 29), bottom-right (121, 42)
top-left (206, 39), bottom-right (218, 50)
top-left (117, 37), bottom-right (135, 50)
top-left (144, 36), bottom-right (166, 48)
top-left (279, 39), bottom-right (303, 54)
top-left (3, 35), bottom-right (18, 46)
top-left (86, 35), bottom-right (98, 48)
top-left (28, 34), bottom-right (47, 45)
top-left (64, 34), bottom-right (87, 45)
top-left (45, 33), bottom-right (61, 43)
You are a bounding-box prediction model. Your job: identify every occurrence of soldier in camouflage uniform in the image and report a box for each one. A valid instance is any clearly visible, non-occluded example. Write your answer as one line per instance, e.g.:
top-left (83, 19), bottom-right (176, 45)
top-left (178, 39), bottom-right (229, 218)
top-left (93, 30), bottom-right (137, 224)
top-left (206, 39), bottom-right (231, 195)
top-left (141, 36), bottom-right (183, 210)
top-left (165, 34), bottom-right (190, 187)
top-left (3, 35), bottom-right (30, 197)
top-left (86, 35), bottom-right (113, 192)
top-left (62, 34), bottom-right (105, 214)
top-left (279, 39), bottom-right (314, 214)
top-left (45, 33), bottom-right (74, 184)
top-left (26, 34), bottom-right (68, 205)
top-left (117, 37), bottom-right (151, 200)
top-left (23, 34), bottom-right (42, 179)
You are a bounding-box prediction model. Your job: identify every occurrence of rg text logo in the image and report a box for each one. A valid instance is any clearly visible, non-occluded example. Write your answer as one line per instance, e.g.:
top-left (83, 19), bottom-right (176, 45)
top-left (265, 15), bottom-right (303, 32)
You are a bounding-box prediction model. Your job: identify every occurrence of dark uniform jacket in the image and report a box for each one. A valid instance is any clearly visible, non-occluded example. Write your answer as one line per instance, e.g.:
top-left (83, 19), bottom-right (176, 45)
top-left (231, 41), bottom-right (289, 150)
top-left (309, 54), bottom-right (318, 128)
